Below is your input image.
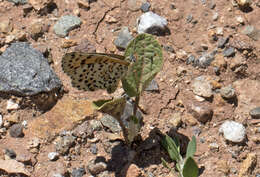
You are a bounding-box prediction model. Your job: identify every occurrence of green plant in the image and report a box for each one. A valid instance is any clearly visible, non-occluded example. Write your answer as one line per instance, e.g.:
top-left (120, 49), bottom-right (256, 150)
top-left (161, 135), bottom-right (199, 177)
top-left (92, 33), bottom-right (163, 146)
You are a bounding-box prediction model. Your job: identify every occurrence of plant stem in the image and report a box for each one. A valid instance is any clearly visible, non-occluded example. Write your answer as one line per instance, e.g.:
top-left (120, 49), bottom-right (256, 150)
top-left (133, 94), bottom-right (140, 117)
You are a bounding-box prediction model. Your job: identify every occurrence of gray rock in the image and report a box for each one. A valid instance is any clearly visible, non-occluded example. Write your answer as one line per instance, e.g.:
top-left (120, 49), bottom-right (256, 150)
top-left (88, 160), bottom-right (107, 175)
top-left (98, 171), bottom-right (112, 177)
top-left (186, 14), bottom-right (193, 23)
top-left (9, 124), bottom-right (24, 138)
top-left (48, 152), bottom-right (59, 161)
top-left (0, 42), bottom-right (62, 96)
top-left (53, 15), bottom-right (82, 37)
top-left (90, 144), bottom-right (98, 154)
top-left (196, 52), bottom-right (216, 68)
top-left (89, 120), bottom-right (102, 131)
top-left (187, 54), bottom-right (196, 65)
top-left (113, 27), bottom-right (133, 49)
top-left (145, 79), bottom-right (159, 92)
top-left (137, 12), bottom-right (168, 35)
top-left (223, 47), bottom-right (236, 57)
top-left (249, 107), bottom-right (260, 119)
top-left (163, 45), bottom-right (175, 53)
top-left (4, 148), bottom-right (16, 159)
top-left (209, 1), bottom-right (216, 9)
top-left (72, 121), bottom-right (94, 138)
top-left (140, 2), bottom-right (151, 12)
top-left (71, 167), bottom-right (86, 177)
top-left (220, 85), bottom-right (236, 99)
top-left (191, 75), bottom-right (213, 98)
top-left (219, 121), bottom-right (246, 143)
top-left (121, 100), bottom-right (143, 127)
top-left (192, 126), bottom-right (201, 136)
top-left (7, 0), bottom-right (27, 5)
top-left (101, 115), bottom-right (121, 133)
top-left (217, 37), bottom-right (229, 48)
top-left (242, 25), bottom-right (260, 41)
top-left (55, 135), bottom-right (76, 155)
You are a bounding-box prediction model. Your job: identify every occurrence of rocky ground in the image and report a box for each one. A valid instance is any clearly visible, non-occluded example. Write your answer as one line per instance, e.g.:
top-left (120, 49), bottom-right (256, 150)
top-left (0, 0), bottom-right (260, 177)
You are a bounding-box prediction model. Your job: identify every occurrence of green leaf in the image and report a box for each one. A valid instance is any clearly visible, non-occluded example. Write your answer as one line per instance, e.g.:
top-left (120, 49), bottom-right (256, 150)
top-left (182, 157), bottom-right (199, 177)
top-left (127, 115), bottom-right (141, 143)
top-left (122, 33), bottom-right (163, 97)
top-left (92, 97), bottom-right (126, 119)
top-left (162, 135), bottom-right (181, 162)
top-left (186, 136), bottom-right (196, 158)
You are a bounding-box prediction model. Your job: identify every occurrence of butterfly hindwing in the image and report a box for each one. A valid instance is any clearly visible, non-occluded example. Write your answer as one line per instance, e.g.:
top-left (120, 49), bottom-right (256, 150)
top-left (62, 52), bottom-right (130, 93)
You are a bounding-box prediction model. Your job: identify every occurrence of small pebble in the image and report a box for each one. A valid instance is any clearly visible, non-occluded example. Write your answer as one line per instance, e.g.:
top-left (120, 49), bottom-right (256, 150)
top-left (219, 121), bottom-right (246, 143)
top-left (217, 37), bottom-right (229, 48)
top-left (48, 152), bottom-right (59, 161)
top-left (186, 14), bottom-right (193, 23)
top-left (71, 167), bottom-right (86, 177)
top-left (220, 85), bottom-right (236, 99)
top-left (212, 12), bottom-right (219, 21)
top-left (90, 144), bottom-right (98, 154)
top-left (6, 99), bottom-right (19, 111)
top-left (223, 47), bottom-right (235, 57)
top-left (9, 124), bottom-right (24, 138)
top-left (140, 2), bottom-right (151, 12)
top-left (4, 148), bottom-right (16, 159)
top-left (249, 107), bottom-right (260, 119)
top-left (88, 160), bottom-right (107, 175)
top-left (113, 27), bottom-right (133, 49)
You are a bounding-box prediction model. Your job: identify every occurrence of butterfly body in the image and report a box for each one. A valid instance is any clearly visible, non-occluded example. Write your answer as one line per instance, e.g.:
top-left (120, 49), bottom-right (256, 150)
top-left (62, 52), bottom-right (130, 93)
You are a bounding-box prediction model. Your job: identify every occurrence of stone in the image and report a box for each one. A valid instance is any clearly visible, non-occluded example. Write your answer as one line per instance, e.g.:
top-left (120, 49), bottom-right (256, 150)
top-left (196, 52), bottom-right (216, 68)
top-left (125, 164), bottom-right (142, 177)
top-left (219, 121), bottom-right (246, 143)
top-left (236, 0), bottom-right (252, 7)
top-left (211, 54), bottom-right (227, 72)
top-left (220, 85), bottom-right (236, 99)
top-left (145, 79), bottom-right (159, 91)
top-left (223, 47), bottom-right (236, 57)
top-left (28, 0), bottom-right (55, 11)
top-left (137, 12), bottom-right (168, 35)
top-left (217, 37), bottom-right (229, 48)
top-left (71, 167), bottom-right (86, 177)
top-left (191, 76), bottom-right (213, 98)
top-left (75, 40), bottom-right (96, 53)
top-left (7, 0), bottom-right (27, 5)
top-left (249, 107), bottom-right (260, 119)
top-left (236, 16), bottom-right (245, 24)
top-left (0, 19), bottom-right (13, 34)
top-left (55, 135), bottom-right (76, 155)
top-left (6, 100), bottom-right (19, 111)
top-left (3, 149), bottom-right (16, 159)
top-left (9, 124), bottom-right (24, 138)
top-left (27, 96), bottom-right (95, 140)
top-left (242, 25), bottom-right (260, 41)
top-left (186, 14), bottom-right (193, 23)
top-left (239, 153), bottom-right (257, 177)
top-left (113, 27), bottom-right (133, 49)
top-left (53, 15), bottom-right (82, 37)
top-left (48, 152), bottom-right (59, 161)
top-left (209, 142), bottom-right (219, 151)
top-left (127, 0), bottom-right (145, 11)
top-left (169, 113), bottom-right (182, 128)
top-left (101, 115), bottom-right (121, 133)
top-left (90, 144), bottom-right (98, 154)
top-left (188, 102), bottom-right (213, 123)
top-left (140, 2), bottom-right (150, 12)
top-left (212, 12), bottom-right (219, 21)
top-left (88, 160), bottom-right (107, 175)
top-left (0, 42), bottom-right (62, 96)
top-left (30, 21), bottom-right (44, 40)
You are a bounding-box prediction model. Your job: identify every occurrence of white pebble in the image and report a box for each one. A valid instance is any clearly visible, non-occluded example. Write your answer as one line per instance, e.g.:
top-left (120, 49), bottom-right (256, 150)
top-left (137, 12), bottom-right (167, 34)
top-left (6, 99), bottom-right (19, 110)
top-left (219, 121), bottom-right (246, 143)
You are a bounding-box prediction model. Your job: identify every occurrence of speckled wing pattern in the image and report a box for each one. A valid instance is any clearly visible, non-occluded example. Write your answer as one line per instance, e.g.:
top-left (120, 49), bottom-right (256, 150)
top-left (62, 52), bottom-right (130, 93)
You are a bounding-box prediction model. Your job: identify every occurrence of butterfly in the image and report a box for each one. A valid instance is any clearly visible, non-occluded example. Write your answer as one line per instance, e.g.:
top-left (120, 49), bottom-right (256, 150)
top-left (62, 52), bottom-right (132, 93)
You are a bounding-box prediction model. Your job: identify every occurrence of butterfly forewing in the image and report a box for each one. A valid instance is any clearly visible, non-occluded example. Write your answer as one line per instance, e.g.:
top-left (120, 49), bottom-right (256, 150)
top-left (62, 52), bottom-right (130, 93)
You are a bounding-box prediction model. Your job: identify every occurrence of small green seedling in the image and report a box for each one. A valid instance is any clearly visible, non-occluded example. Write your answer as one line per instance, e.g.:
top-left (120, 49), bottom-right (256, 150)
top-left (92, 33), bottom-right (163, 146)
top-left (161, 135), bottom-right (199, 177)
